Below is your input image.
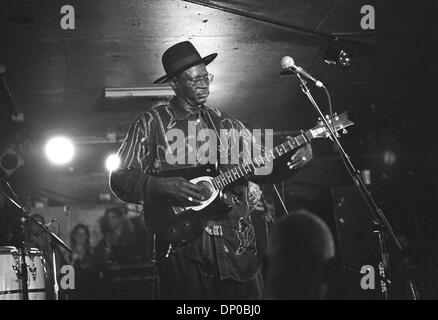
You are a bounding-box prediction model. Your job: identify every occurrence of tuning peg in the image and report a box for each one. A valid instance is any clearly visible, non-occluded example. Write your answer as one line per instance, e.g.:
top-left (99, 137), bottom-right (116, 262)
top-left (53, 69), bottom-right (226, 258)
top-left (325, 115), bottom-right (330, 120)
top-left (342, 128), bottom-right (348, 134)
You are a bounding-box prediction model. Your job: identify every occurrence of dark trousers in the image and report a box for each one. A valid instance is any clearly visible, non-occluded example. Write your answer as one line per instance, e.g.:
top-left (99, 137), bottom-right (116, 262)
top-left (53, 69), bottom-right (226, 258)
top-left (157, 250), bottom-right (263, 300)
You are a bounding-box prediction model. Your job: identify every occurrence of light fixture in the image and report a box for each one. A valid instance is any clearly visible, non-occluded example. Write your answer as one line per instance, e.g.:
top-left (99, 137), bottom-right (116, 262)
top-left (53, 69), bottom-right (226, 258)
top-left (338, 49), bottom-right (352, 68)
top-left (0, 148), bottom-right (24, 176)
top-left (323, 38), bottom-right (353, 68)
top-left (45, 136), bottom-right (75, 165)
top-left (104, 86), bottom-right (174, 98)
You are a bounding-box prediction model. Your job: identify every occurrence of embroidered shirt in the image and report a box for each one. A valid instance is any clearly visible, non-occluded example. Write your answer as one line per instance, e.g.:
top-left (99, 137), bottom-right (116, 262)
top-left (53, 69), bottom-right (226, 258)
top-left (110, 99), bottom-right (262, 281)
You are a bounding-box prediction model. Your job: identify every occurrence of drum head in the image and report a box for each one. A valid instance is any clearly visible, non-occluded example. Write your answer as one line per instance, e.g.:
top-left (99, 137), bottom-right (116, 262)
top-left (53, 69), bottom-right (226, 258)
top-left (28, 248), bottom-right (43, 255)
top-left (0, 246), bottom-right (18, 254)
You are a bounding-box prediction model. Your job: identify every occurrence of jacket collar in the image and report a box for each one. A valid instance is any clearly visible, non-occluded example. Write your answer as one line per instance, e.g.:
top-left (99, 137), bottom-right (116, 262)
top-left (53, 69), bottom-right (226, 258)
top-left (169, 96), bottom-right (203, 121)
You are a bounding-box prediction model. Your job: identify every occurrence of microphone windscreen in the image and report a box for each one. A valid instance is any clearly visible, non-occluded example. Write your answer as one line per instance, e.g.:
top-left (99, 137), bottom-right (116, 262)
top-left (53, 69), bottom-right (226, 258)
top-left (280, 56), bottom-right (295, 70)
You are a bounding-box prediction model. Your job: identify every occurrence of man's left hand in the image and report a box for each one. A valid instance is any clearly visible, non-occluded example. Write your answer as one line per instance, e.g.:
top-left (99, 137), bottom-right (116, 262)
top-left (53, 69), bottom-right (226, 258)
top-left (287, 143), bottom-right (312, 170)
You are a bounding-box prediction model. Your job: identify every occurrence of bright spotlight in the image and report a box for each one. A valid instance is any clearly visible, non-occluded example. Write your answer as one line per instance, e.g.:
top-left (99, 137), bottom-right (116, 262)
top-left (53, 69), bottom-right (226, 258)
top-left (105, 154), bottom-right (120, 172)
top-left (45, 136), bottom-right (75, 165)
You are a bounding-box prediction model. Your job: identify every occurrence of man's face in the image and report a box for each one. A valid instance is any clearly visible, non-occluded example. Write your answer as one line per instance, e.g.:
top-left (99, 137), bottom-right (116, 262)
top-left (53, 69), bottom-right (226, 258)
top-left (172, 63), bottom-right (210, 106)
top-left (74, 228), bottom-right (88, 245)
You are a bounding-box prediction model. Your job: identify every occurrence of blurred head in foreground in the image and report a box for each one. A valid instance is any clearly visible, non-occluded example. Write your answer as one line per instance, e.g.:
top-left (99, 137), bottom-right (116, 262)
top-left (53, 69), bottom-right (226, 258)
top-left (266, 210), bottom-right (335, 300)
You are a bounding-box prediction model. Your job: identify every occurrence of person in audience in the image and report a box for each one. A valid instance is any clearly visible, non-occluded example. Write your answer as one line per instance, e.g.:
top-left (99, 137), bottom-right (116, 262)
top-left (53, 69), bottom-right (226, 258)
top-left (265, 210), bottom-right (335, 300)
top-left (95, 207), bottom-right (139, 267)
top-left (66, 223), bottom-right (98, 299)
top-left (130, 213), bottom-right (153, 262)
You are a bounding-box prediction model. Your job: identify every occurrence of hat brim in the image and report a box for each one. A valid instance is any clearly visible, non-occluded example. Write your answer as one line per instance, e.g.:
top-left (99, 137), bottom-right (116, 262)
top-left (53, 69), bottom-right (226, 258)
top-left (153, 53), bottom-right (218, 84)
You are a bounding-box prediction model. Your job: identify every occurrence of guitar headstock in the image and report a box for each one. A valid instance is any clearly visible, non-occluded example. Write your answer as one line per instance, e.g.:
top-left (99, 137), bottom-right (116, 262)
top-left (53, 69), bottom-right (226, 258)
top-left (309, 112), bottom-right (354, 139)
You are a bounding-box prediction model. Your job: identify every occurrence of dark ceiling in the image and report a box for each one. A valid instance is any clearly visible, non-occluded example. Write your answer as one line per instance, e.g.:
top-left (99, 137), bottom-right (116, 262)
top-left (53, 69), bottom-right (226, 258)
top-left (1, 0), bottom-right (437, 202)
top-left (2, 0), bottom-right (434, 135)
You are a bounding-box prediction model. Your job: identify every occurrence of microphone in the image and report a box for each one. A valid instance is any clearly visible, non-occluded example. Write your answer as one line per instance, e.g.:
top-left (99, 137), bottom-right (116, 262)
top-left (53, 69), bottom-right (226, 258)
top-left (281, 56), bottom-right (324, 88)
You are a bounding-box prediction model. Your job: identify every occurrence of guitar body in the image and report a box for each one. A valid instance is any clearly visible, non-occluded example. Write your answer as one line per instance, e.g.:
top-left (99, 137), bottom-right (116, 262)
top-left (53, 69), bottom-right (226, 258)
top-left (147, 164), bottom-right (230, 245)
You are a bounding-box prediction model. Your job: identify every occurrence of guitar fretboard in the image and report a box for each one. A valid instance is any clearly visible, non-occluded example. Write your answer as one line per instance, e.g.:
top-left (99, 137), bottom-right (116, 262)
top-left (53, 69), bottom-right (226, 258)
top-left (211, 131), bottom-right (311, 190)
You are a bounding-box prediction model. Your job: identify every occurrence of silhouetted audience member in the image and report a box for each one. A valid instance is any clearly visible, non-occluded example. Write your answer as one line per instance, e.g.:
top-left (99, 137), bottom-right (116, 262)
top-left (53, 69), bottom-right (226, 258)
top-left (265, 210), bottom-right (335, 300)
top-left (95, 207), bottom-right (139, 267)
top-left (94, 207), bottom-right (144, 299)
top-left (130, 214), bottom-right (153, 262)
top-left (67, 223), bottom-right (98, 299)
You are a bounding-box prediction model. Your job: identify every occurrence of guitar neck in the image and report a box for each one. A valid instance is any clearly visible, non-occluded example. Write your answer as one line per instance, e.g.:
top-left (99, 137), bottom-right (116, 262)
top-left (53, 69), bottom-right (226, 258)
top-left (211, 130), bottom-right (313, 190)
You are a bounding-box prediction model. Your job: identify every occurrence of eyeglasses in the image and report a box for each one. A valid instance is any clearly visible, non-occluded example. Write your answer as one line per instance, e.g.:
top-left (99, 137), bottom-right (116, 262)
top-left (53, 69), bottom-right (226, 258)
top-left (184, 73), bottom-right (214, 88)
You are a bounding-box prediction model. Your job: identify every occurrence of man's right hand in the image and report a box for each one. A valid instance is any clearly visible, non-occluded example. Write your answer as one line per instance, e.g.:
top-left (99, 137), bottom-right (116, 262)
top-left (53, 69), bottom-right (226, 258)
top-left (150, 177), bottom-right (204, 205)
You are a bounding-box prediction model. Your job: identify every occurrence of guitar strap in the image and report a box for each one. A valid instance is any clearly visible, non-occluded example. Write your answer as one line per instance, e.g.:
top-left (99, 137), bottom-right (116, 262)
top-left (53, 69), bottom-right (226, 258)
top-left (200, 105), bottom-right (222, 146)
top-left (200, 105), bottom-right (223, 168)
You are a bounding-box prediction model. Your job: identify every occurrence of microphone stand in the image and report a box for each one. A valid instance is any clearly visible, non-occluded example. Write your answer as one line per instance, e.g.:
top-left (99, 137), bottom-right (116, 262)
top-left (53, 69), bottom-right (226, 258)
top-left (0, 178), bottom-right (72, 300)
top-left (294, 74), bottom-right (420, 299)
top-left (19, 214), bottom-right (29, 300)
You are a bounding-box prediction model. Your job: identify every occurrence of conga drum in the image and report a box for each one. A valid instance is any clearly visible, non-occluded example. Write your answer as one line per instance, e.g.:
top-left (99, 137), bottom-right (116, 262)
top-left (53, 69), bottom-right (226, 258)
top-left (26, 248), bottom-right (47, 300)
top-left (0, 246), bottom-right (47, 300)
top-left (0, 246), bottom-right (21, 300)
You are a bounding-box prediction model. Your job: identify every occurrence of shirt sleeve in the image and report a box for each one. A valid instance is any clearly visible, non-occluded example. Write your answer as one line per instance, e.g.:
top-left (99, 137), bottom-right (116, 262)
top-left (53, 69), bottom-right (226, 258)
top-left (109, 113), bottom-right (155, 204)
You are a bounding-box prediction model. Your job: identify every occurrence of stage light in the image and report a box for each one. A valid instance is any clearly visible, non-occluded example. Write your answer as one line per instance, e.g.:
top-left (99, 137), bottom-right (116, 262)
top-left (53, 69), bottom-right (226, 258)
top-left (323, 39), bottom-right (353, 68)
top-left (45, 136), bottom-right (75, 165)
top-left (105, 154), bottom-right (120, 172)
top-left (338, 49), bottom-right (352, 68)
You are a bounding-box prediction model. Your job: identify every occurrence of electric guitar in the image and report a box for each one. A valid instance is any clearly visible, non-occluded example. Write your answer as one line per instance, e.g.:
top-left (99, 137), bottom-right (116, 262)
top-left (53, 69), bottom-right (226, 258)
top-left (147, 112), bottom-right (354, 245)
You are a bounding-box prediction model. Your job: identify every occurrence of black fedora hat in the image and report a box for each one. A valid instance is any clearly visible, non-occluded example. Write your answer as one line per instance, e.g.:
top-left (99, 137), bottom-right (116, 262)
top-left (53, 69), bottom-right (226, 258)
top-left (153, 41), bottom-right (217, 84)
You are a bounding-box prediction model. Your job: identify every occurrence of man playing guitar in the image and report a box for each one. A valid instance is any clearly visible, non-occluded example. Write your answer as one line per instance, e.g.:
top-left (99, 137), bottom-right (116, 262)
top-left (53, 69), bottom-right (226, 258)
top-left (110, 41), bottom-right (313, 299)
